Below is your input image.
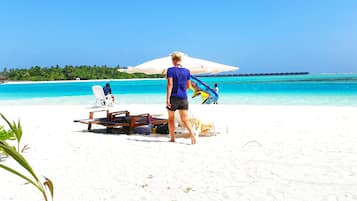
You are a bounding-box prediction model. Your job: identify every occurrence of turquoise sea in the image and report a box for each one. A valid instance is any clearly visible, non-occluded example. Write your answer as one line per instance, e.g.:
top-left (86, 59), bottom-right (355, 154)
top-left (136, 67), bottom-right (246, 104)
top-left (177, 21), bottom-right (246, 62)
top-left (1, 74), bottom-right (357, 106)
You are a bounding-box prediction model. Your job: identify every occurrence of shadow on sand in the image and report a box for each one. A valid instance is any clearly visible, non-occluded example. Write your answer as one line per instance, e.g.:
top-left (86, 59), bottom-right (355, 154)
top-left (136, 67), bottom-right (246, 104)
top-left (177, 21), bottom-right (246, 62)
top-left (73, 128), bottom-right (192, 145)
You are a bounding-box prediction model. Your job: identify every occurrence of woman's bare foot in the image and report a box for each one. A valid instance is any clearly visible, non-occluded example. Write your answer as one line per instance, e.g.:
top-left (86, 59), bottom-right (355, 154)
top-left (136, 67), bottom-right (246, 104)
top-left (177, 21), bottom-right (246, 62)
top-left (170, 137), bottom-right (175, 143)
top-left (191, 136), bottom-right (196, 144)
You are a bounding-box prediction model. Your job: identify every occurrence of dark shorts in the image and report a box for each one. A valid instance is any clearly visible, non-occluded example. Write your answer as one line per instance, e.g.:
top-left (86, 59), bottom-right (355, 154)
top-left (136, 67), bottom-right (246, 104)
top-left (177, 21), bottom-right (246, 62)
top-left (166, 96), bottom-right (188, 111)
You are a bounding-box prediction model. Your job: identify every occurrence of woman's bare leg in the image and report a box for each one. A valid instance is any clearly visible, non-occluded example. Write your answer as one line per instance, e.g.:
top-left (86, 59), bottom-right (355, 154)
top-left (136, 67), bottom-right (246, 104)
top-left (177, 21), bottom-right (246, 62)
top-left (179, 110), bottom-right (196, 144)
top-left (167, 110), bottom-right (175, 142)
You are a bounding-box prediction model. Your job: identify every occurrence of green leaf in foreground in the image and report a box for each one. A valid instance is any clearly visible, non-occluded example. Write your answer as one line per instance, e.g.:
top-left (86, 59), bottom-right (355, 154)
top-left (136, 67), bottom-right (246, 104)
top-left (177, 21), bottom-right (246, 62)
top-left (0, 163), bottom-right (42, 191)
top-left (0, 125), bottom-right (15, 141)
top-left (15, 119), bottom-right (23, 147)
top-left (0, 113), bottom-right (22, 151)
top-left (0, 113), bottom-right (54, 201)
top-left (0, 141), bottom-right (39, 182)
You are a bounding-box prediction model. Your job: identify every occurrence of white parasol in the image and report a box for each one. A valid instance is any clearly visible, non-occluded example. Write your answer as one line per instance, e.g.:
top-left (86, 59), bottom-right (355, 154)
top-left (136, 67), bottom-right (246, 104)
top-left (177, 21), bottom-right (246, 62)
top-left (119, 52), bottom-right (239, 75)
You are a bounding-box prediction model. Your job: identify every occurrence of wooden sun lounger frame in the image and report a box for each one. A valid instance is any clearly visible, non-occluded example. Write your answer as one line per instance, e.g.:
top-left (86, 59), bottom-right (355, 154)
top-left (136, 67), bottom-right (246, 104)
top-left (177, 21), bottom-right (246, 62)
top-left (74, 109), bottom-right (168, 134)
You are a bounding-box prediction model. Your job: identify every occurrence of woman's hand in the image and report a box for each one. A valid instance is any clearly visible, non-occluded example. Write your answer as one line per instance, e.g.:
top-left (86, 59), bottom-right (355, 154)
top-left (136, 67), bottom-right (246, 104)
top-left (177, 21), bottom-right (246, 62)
top-left (166, 99), bottom-right (171, 109)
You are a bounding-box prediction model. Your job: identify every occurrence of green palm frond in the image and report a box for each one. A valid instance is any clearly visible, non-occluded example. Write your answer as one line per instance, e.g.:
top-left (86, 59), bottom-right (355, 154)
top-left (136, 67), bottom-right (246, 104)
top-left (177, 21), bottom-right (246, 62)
top-left (0, 113), bottom-right (54, 201)
top-left (0, 114), bottom-right (15, 134)
top-left (15, 119), bottom-right (23, 147)
top-left (0, 141), bottom-right (39, 182)
top-left (0, 113), bottom-right (22, 151)
top-left (0, 125), bottom-right (15, 141)
top-left (0, 163), bottom-right (42, 191)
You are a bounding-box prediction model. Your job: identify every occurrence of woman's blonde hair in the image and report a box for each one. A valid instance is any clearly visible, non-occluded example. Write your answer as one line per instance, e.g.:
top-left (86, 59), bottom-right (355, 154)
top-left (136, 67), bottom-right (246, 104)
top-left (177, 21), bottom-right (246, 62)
top-left (171, 51), bottom-right (182, 61)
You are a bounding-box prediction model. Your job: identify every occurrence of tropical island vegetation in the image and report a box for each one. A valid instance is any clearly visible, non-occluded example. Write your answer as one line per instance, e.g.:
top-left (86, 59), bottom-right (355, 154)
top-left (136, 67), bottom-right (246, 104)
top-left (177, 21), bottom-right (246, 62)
top-left (0, 65), bottom-right (163, 81)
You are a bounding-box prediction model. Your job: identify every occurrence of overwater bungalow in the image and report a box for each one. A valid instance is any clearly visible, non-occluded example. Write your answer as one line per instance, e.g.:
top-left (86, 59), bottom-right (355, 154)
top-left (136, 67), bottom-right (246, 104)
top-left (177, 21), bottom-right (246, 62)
top-left (0, 75), bottom-right (6, 83)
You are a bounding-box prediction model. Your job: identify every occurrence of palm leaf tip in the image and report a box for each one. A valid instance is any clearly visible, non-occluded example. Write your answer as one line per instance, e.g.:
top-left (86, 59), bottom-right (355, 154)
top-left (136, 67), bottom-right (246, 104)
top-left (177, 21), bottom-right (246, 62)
top-left (44, 177), bottom-right (54, 199)
top-left (16, 119), bottom-right (22, 143)
top-left (0, 113), bottom-right (14, 132)
top-left (21, 144), bottom-right (30, 153)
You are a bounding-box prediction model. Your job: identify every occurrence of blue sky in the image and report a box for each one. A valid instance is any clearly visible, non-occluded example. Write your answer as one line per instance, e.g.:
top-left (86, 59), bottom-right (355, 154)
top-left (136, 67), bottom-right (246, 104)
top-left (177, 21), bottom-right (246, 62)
top-left (1, 0), bottom-right (356, 73)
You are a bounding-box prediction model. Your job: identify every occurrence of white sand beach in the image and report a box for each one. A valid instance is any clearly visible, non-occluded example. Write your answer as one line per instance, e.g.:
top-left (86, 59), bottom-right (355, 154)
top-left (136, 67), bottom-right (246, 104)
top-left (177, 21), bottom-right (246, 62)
top-left (1, 104), bottom-right (357, 201)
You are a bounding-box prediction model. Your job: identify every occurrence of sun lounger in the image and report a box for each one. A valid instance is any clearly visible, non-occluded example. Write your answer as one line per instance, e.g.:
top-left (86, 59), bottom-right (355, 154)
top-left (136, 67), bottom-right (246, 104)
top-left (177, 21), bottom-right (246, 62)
top-left (74, 109), bottom-right (168, 134)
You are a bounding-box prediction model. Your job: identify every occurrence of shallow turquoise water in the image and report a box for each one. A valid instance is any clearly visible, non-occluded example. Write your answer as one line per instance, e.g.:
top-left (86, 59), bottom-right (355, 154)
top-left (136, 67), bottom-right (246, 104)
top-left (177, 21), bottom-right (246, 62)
top-left (1, 74), bottom-right (357, 106)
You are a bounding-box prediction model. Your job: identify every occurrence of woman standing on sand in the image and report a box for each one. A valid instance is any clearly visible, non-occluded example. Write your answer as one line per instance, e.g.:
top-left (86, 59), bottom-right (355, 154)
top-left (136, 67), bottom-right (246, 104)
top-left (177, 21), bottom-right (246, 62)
top-left (166, 52), bottom-right (196, 144)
